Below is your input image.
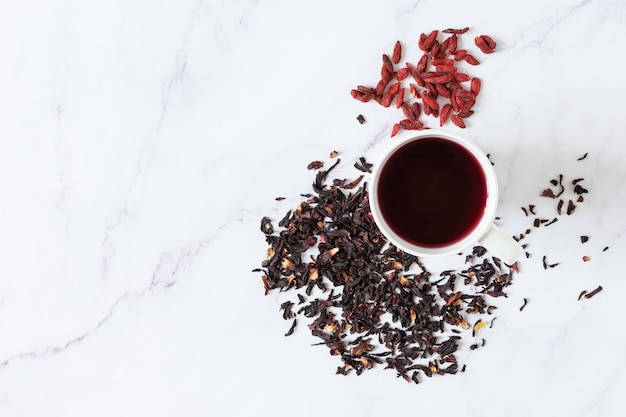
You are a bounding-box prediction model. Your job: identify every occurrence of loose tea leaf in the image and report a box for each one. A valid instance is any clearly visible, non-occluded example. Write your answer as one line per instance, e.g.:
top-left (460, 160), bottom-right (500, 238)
top-left (542, 256), bottom-right (560, 269)
top-left (544, 218), bottom-right (558, 226)
top-left (567, 200), bottom-right (576, 215)
top-left (583, 285), bottom-right (603, 299)
top-left (260, 217), bottom-right (274, 235)
top-left (574, 184), bottom-right (588, 195)
top-left (353, 157), bottom-right (373, 173)
top-left (285, 319), bottom-right (297, 336)
top-left (307, 160), bottom-right (325, 170)
top-left (580, 236), bottom-right (589, 243)
top-left (519, 298), bottom-right (528, 311)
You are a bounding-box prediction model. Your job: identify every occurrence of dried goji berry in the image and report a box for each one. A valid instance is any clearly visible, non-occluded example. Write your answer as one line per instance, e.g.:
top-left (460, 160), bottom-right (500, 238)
top-left (402, 102), bottom-right (415, 121)
top-left (356, 85), bottom-right (376, 95)
top-left (479, 35), bottom-right (497, 50)
top-left (391, 123), bottom-right (401, 137)
top-left (435, 65), bottom-right (458, 73)
top-left (418, 33), bottom-right (427, 51)
top-left (432, 58), bottom-right (454, 66)
top-left (453, 73), bottom-right (471, 82)
top-left (350, 89), bottom-right (373, 102)
top-left (426, 74), bottom-right (454, 84)
top-left (417, 53), bottom-right (429, 72)
top-left (375, 79), bottom-right (387, 96)
top-left (457, 108), bottom-right (474, 118)
top-left (470, 78), bottom-right (481, 95)
top-left (440, 37), bottom-right (450, 56)
top-left (421, 92), bottom-right (439, 110)
top-left (381, 65), bottom-right (392, 84)
top-left (396, 67), bottom-right (409, 81)
top-left (409, 83), bottom-right (420, 98)
top-left (440, 103), bottom-right (452, 126)
top-left (474, 36), bottom-right (494, 54)
top-left (474, 35), bottom-right (496, 54)
top-left (431, 41), bottom-right (441, 59)
top-left (412, 102), bottom-right (421, 119)
top-left (399, 119), bottom-right (423, 130)
top-left (454, 49), bottom-right (467, 61)
top-left (392, 41), bottom-right (402, 64)
top-left (448, 34), bottom-right (458, 55)
top-left (396, 88), bottom-right (405, 108)
top-left (422, 30), bottom-right (438, 51)
top-left (382, 54), bottom-right (394, 72)
top-left (451, 114), bottom-right (466, 128)
top-left (464, 54), bottom-right (480, 65)
top-left (435, 83), bottom-right (451, 98)
top-left (381, 82), bottom-right (401, 107)
top-left (443, 27), bottom-right (469, 34)
top-left (454, 88), bottom-right (475, 99)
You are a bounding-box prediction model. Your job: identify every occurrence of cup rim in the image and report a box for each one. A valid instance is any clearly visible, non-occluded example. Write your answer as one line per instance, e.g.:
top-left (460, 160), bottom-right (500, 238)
top-left (369, 129), bottom-right (498, 257)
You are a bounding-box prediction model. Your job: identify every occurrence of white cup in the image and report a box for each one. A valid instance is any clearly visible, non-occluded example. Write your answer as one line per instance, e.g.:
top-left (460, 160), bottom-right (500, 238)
top-left (369, 129), bottom-right (521, 265)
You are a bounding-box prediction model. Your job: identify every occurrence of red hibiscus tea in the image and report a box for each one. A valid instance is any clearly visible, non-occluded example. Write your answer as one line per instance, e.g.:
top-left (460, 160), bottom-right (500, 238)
top-left (375, 136), bottom-right (487, 248)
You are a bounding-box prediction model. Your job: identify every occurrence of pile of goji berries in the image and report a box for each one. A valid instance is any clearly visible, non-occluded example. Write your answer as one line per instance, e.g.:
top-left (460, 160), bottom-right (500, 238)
top-left (350, 28), bottom-right (497, 137)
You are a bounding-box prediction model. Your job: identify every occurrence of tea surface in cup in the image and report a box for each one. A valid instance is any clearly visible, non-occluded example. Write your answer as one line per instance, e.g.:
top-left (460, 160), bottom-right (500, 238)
top-left (376, 136), bottom-right (487, 248)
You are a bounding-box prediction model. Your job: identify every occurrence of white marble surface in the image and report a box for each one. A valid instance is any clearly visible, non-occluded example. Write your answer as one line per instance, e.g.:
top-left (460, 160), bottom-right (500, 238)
top-left (1, 0), bottom-right (626, 415)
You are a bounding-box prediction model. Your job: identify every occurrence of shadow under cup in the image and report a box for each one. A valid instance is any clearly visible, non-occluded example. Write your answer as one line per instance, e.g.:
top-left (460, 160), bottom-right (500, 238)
top-left (370, 131), bottom-right (498, 257)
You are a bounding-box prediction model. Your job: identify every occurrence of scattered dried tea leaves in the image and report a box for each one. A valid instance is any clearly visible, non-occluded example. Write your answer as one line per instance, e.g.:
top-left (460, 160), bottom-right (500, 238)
top-left (256, 157), bottom-right (520, 384)
top-left (356, 114), bottom-right (366, 124)
top-left (566, 200), bottom-right (576, 215)
top-left (258, 156), bottom-right (596, 385)
top-left (519, 298), bottom-right (528, 311)
top-left (542, 256), bottom-right (560, 269)
top-left (580, 285), bottom-right (603, 300)
top-left (580, 235), bottom-right (589, 243)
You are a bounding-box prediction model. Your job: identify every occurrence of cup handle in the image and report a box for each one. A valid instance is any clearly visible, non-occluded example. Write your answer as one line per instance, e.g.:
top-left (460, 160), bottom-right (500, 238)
top-left (478, 224), bottom-right (523, 265)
